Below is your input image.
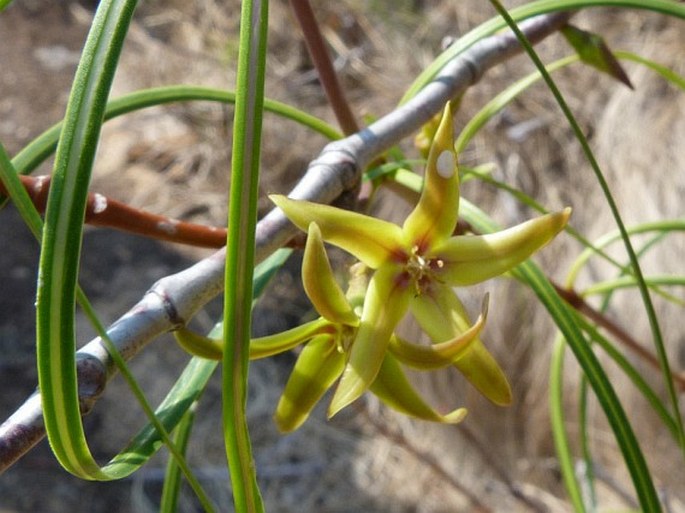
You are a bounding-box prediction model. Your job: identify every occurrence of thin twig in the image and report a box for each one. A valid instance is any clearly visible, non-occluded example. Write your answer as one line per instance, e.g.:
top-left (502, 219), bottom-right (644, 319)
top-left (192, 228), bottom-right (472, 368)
top-left (362, 408), bottom-right (494, 512)
top-left (1, 174), bottom-right (228, 247)
top-left (289, 0), bottom-right (360, 136)
top-left (553, 282), bottom-right (685, 391)
top-left (0, 12), bottom-right (573, 473)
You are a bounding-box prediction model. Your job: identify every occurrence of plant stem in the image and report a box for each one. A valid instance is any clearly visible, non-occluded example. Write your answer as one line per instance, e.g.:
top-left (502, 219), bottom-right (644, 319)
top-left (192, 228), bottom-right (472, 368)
top-left (289, 0), bottom-right (359, 135)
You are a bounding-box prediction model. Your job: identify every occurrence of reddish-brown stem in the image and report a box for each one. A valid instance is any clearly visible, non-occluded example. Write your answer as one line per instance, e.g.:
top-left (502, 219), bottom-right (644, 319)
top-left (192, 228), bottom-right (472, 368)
top-left (4, 174), bottom-right (228, 248)
top-left (553, 282), bottom-right (685, 391)
top-left (289, 0), bottom-right (359, 136)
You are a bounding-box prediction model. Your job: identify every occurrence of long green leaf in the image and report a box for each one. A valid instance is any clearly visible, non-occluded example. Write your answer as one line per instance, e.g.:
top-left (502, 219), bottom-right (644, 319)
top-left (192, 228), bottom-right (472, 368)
top-left (29, 1), bottom-right (214, 501)
top-left (11, 85), bottom-right (340, 178)
top-left (28, 2), bottom-right (213, 502)
top-left (222, 0), bottom-right (268, 511)
top-left (36, 0), bottom-right (139, 480)
top-left (455, 55), bottom-right (579, 153)
top-left (460, 196), bottom-right (661, 511)
top-left (3, 125), bottom-right (215, 508)
top-left (159, 404), bottom-right (197, 513)
top-left (4, 130), bottom-right (288, 492)
top-left (400, 0), bottom-right (685, 103)
top-left (490, 2), bottom-right (685, 508)
top-left (550, 335), bottom-right (587, 512)
top-left (567, 220), bottom-right (685, 287)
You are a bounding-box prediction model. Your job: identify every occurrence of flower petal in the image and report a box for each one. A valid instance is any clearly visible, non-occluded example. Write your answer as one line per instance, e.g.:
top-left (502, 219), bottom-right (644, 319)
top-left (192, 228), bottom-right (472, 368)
top-left (274, 334), bottom-right (345, 432)
top-left (175, 318), bottom-right (334, 361)
top-left (432, 208), bottom-right (571, 286)
top-left (328, 263), bottom-right (410, 418)
top-left (174, 326), bottom-right (224, 360)
top-left (370, 354), bottom-right (467, 423)
top-left (402, 103), bottom-right (460, 249)
top-left (389, 294), bottom-right (488, 370)
top-left (270, 194), bottom-right (403, 268)
top-left (455, 341), bottom-right (513, 406)
top-left (303, 222), bottom-right (359, 326)
top-left (250, 317), bottom-right (334, 359)
top-left (410, 285), bottom-right (511, 405)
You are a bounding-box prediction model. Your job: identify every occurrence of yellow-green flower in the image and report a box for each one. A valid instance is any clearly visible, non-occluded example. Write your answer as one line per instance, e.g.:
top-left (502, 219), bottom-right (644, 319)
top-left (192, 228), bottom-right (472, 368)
top-left (271, 103), bottom-right (571, 418)
top-left (273, 222), bottom-right (486, 431)
top-left (176, 218), bottom-right (484, 432)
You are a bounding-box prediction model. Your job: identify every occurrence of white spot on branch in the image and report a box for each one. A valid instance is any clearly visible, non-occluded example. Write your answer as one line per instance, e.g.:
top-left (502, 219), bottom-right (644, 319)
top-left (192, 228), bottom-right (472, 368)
top-left (157, 220), bottom-right (179, 235)
top-left (92, 193), bottom-right (108, 214)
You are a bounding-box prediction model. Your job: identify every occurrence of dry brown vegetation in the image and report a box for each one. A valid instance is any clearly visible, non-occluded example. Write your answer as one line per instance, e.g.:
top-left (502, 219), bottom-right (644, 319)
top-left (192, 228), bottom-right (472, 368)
top-left (0, 1), bottom-right (683, 511)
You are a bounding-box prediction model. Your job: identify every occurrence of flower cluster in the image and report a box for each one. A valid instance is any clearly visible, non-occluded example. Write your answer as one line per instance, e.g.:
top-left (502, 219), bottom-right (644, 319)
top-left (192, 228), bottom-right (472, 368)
top-left (176, 104), bottom-right (570, 432)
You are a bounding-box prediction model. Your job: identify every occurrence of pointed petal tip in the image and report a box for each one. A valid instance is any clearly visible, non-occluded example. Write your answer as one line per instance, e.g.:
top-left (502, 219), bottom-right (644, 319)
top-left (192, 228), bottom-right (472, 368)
top-left (483, 372), bottom-right (513, 406)
top-left (428, 103), bottom-right (457, 178)
top-left (269, 193), bottom-right (286, 206)
top-left (327, 361), bottom-right (375, 418)
top-left (548, 207), bottom-right (572, 237)
top-left (274, 412), bottom-right (298, 433)
top-left (327, 373), bottom-right (366, 419)
top-left (492, 387), bottom-right (513, 407)
top-left (444, 407), bottom-right (468, 424)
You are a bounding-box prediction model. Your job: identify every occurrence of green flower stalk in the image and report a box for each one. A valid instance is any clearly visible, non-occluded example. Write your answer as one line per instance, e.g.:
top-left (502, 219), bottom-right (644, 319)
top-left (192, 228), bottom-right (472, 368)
top-left (271, 103), bottom-right (571, 417)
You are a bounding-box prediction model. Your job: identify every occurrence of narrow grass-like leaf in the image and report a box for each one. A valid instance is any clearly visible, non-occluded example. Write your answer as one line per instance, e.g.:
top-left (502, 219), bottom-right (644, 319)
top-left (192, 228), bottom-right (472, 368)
top-left (567, 220), bottom-right (685, 287)
top-left (400, 0), bottom-right (685, 103)
top-left (582, 275), bottom-right (685, 297)
top-left (159, 404), bottom-right (196, 513)
top-left (575, 315), bottom-right (681, 441)
top-left (10, 86), bottom-right (340, 179)
top-left (489, 2), bottom-right (684, 507)
top-left (550, 335), bottom-right (587, 512)
top-left (36, 0), bottom-right (139, 480)
top-left (4, 130), bottom-right (215, 507)
top-left (0, 143), bottom-right (43, 238)
top-left (25, 1), bottom-right (214, 500)
top-left (460, 195), bottom-right (662, 512)
top-left (616, 50), bottom-right (685, 89)
top-left (455, 55), bottom-right (578, 153)
top-left (577, 376), bottom-right (597, 511)
top-left (222, 0), bottom-right (268, 511)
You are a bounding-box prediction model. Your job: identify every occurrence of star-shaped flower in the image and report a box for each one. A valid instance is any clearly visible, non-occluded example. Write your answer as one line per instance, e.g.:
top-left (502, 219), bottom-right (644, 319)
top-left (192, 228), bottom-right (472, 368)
top-left (271, 103), bottom-right (571, 417)
top-left (175, 217), bottom-right (487, 432)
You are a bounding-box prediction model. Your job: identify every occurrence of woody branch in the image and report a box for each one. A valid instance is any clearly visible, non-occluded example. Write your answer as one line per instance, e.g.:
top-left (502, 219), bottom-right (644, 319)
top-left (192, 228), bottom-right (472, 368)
top-left (0, 12), bottom-right (573, 473)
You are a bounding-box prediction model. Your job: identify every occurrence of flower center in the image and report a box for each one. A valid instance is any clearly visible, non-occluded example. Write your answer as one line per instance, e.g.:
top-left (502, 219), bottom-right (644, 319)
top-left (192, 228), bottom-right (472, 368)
top-left (405, 245), bottom-right (443, 296)
top-left (337, 324), bottom-right (357, 353)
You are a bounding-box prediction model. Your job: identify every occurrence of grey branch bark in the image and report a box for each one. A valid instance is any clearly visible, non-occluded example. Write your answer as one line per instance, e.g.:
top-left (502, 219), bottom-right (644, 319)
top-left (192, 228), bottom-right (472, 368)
top-left (0, 11), bottom-right (573, 473)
